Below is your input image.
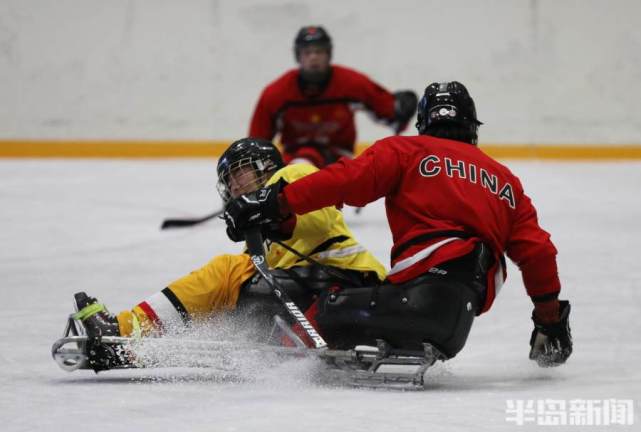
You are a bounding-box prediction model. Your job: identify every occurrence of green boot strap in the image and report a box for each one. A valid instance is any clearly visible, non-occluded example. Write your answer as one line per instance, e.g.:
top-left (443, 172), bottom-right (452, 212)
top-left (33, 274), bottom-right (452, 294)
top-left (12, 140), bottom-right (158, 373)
top-left (72, 303), bottom-right (106, 321)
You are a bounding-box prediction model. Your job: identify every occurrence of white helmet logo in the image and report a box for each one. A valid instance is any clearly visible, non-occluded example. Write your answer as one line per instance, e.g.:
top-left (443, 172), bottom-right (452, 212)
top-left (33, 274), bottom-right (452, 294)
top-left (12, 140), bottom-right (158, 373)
top-left (439, 107), bottom-right (457, 117)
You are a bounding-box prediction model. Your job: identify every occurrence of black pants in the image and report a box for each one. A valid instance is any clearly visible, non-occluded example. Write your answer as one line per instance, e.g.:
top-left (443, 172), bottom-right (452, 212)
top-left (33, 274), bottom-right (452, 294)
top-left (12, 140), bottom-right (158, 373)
top-left (235, 244), bottom-right (491, 358)
top-left (315, 243), bottom-right (492, 358)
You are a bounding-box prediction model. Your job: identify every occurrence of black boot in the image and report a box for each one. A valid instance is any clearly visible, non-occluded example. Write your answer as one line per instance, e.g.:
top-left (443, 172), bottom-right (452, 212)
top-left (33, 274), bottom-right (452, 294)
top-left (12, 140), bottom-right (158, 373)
top-left (72, 292), bottom-right (130, 372)
top-left (73, 292), bottom-right (120, 337)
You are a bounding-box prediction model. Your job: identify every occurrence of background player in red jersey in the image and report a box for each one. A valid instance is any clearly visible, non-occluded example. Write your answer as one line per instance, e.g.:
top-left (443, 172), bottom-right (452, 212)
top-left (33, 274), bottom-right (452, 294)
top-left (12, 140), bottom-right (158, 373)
top-left (249, 25), bottom-right (418, 168)
top-left (226, 81), bottom-right (573, 367)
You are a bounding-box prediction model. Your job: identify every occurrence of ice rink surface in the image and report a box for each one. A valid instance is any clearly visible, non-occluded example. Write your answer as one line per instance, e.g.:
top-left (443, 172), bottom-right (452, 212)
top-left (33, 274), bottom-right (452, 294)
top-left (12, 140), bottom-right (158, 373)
top-left (1, 159), bottom-right (640, 431)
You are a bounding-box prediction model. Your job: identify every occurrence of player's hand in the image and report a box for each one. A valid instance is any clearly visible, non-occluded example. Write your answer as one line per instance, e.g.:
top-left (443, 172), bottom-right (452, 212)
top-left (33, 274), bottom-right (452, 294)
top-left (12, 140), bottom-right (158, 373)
top-left (393, 90), bottom-right (418, 133)
top-left (529, 300), bottom-right (573, 367)
top-left (223, 182), bottom-right (285, 242)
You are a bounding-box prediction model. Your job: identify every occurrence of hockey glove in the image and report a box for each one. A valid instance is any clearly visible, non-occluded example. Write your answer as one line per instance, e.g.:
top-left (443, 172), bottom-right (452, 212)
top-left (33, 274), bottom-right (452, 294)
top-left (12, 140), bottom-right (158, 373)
top-left (223, 181), bottom-right (288, 242)
top-left (393, 90), bottom-right (418, 133)
top-left (529, 300), bottom-right (573, 367)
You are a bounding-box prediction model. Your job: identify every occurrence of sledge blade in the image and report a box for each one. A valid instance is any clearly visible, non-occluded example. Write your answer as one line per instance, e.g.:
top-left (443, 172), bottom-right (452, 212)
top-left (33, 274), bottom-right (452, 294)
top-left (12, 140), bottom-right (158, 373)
top-left (51, 335), bottom-right (135, 372)
top-left (318, 341), bottom-right (443, 389)
top-left (53, 346), bottom-right (88, 372)
top-left (51, 332), bottom-right (442, 389)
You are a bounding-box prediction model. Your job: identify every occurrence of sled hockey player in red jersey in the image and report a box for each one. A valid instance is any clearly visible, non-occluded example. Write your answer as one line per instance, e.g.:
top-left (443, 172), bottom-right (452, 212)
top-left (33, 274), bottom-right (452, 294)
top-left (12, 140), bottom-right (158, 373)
top-left (66, 138), bottom-right (386, 372)
top-left (249, 25), bottom-right (418, 168)
top-left (225, 81), bottom-right (573, 367)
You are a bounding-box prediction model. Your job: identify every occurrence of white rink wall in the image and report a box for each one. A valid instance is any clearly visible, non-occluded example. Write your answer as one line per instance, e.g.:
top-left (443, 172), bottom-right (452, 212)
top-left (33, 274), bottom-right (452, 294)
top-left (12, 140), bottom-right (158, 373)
top-left (1, 0), bottom-right (640, 145)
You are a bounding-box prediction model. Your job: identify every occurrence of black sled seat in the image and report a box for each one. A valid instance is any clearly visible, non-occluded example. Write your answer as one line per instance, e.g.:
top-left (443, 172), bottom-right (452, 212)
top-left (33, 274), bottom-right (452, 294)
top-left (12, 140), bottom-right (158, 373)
top-left (315, 244), bottom-right (491, 358)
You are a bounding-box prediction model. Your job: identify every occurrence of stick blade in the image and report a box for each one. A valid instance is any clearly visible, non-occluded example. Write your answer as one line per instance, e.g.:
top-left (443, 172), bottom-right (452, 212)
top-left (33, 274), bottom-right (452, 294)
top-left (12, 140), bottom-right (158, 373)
top-left (160, 218), bottom-right (201, 229)
top-left (159, 209), bottom-right (223, 230)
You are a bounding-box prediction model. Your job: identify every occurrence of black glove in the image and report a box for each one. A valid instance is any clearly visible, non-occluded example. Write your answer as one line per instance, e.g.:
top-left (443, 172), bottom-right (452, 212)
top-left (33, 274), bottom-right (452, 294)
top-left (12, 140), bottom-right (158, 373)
top-left (223, 181), bottom-right (286, 242)
top-left (225, 219), bottom-right (290, 242)
top-left (393, 90), bottom-right (418, 133)
top-left (529, 300), bottom-right (573, 367)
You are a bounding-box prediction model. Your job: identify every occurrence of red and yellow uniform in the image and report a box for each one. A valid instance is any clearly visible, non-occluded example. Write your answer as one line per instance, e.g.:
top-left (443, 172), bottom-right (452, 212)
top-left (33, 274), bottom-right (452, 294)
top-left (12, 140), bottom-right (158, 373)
top-left (116, 163), bottom-right (386, 336)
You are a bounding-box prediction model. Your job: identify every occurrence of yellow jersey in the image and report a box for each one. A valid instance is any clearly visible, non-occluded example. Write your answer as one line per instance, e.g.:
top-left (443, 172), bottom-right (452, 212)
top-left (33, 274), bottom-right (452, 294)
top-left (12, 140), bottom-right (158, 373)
top-left (118, 163), bottom-right (386, 335)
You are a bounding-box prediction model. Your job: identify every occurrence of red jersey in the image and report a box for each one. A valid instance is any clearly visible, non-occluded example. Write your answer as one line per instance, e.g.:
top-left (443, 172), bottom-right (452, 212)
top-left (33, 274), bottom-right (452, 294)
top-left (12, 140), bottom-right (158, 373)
top-left (249, 65), bottom-right (396, 158)
top-left (282, 135), bottom-right (561, 313)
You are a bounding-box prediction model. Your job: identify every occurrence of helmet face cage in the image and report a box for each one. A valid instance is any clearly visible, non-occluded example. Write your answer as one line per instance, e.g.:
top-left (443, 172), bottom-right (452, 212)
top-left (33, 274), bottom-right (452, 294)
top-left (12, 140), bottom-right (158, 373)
top-left (217, 138), bottom-right (283, 202)
top-left (217, 155), bottom-right (276, 202)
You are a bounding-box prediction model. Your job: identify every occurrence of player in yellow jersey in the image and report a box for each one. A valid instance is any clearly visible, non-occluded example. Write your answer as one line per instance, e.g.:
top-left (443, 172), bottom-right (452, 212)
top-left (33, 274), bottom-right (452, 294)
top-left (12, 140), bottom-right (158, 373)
top-left (71, 138), bottom-right (386, 371)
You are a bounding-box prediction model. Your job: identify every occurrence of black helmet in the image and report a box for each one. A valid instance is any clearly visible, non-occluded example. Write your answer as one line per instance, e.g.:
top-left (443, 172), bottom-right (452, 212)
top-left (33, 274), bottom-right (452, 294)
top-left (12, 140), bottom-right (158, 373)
top-left (294, 25), bottom-right (332, 61)
top-left (216, 138), bottom-right (284, 202)
top-left (416, 81), bottom-right (483, 144)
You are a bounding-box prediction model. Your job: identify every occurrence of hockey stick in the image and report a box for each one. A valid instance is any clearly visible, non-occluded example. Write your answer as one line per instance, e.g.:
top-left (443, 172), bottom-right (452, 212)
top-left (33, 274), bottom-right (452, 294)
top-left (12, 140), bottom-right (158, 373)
top-left (160, 208), bottom-right (223, 230)
top-left (244, 227), bottom-right (328, 349)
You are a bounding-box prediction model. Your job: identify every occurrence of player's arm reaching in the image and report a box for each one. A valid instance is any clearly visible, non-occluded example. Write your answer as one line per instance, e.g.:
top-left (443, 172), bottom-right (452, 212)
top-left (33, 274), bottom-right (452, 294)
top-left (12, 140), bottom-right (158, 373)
top-left (349, 69), bottom-right (418, 134)
top-left (506, 188), bottom-right (572, 367)
top-left (223, 138), bottom-right (403, 228)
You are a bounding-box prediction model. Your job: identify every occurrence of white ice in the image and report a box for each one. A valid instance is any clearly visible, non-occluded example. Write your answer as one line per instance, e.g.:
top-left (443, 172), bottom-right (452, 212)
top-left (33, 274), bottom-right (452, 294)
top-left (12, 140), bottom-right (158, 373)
top-left (1, 159), bottom-right (640, 431)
